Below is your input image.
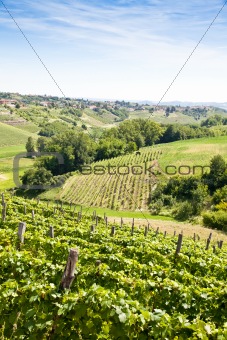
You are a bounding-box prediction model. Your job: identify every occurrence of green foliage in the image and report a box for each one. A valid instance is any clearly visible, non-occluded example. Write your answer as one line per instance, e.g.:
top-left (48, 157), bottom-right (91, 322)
top-left (201, 114), bottom-right (227, 127)
top-left (39, 121), bottom-right (70, 137)
top-left (203, 211), bottom-right (227, 231)
top-left (21, 167), bottom-right (53, 187)
top-left (26, 136), bottom-right (35, 153)
top-left (1, 194), bottom-right (227, 338)
top-left (212, 185), bottom-right (227, 205)
top-left (203, 155), bottom-right (227, 193)
top-left (103, 119), bottom-right (163, 148)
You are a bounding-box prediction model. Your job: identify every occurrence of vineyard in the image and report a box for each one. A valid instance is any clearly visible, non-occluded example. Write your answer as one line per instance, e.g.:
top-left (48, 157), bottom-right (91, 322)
top-left (1, 194), bottom-right (227, 339)
top-left (60, 148), bottom-right (163, 211)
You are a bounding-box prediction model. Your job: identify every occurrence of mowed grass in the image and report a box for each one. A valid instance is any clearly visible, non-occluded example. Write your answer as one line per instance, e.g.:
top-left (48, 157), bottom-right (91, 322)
top-left (156, 135), bottom-right (227, 174)
top-left (0, 122), bottom-right (37, 147)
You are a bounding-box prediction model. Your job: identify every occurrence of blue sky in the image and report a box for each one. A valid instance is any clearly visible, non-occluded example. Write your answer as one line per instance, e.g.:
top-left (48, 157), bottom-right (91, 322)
top-left (0, 0), bottom-right (227, 102)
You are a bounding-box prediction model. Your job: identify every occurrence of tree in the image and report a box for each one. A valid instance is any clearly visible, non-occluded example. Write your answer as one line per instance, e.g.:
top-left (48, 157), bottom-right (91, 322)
top-left (26, 137), bottom-right (35, 153)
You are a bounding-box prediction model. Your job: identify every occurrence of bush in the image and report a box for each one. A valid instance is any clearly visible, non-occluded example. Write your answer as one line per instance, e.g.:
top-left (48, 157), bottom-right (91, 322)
top-left (173, 202), bottom-right (194, 221)
top-left (203, 211), bottom-right (227, 231)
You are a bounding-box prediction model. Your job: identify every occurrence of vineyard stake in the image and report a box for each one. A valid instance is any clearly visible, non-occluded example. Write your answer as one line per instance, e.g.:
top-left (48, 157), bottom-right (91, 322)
top-left (131, 224), bottom-right (134, 236)
top-left (49, 226), bottom-right (54, 238)
top-left (110, 226), bottom-right (115, 236)
top-left (205, 238), bottom-right (210, 250)
top-left (144, 226), bottom-right (148, 237)
top-left (156, 227), bottom-right (159, 235)
top-left (90, 225), bottom-right (95, 233)
top-left (18, 222), bottom-right (26, 244)
top-left (59, 248), bottom-right (79, 290)
top-left (1, 202), bottom-right (7, 222)
top-left (175, 234), bottom-right (183, 255)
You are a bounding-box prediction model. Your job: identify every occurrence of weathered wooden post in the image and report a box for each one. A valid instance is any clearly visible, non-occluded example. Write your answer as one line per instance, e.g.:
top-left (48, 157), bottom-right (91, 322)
top-left (193, 233), bottom-right (196, 242)
top-left (1, 193), bottom-right (5, 205)
top-left (213, 245), bottom-right (216, 254)
top-left (59, 249), bottom-right (79, 290)
top-left (205, 238), bottom-right (210, 250)
top-left (110, 226), bottom-right (115, 236)
top-left (144, 226), bottom-right (148, 237)
top-left (120, 217), bottom-right (123, 228)
top-left (105, 216), bottom-right (108, 227)
top-left (164, 231), bottom-right (167, 238)
top-left (132, 218), bottom-right (134, 228)
top-left (174, 230), bottom-right (176, 236)
top-left (49, 226), bottom-right (54, 238)
top-left (219, 240), bottom-right (223, 249)
top-left (131, 224), bottom-right (134, 236)
top-left (208, 232), bottom-right (212, 241)
top-left (24, 205), bottom-right (26, 215)
top-left (175, 234), bottom-right (183, 255)
top-left (1, 202), bottom-right (6, 222)
top-left (90, 225), bottom-right (95, 233)
top-left (18, 222), bottom-right (26, 244)
top-left (95, 216), bottom-right (98, 226)
top-left (156, 227), bottom-right (159, 235)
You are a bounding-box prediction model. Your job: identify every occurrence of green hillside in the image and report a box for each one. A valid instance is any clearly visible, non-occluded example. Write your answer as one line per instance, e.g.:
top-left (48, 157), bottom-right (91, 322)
top-left (59, 136), bottom-right (227, 211)
top-left (0, 121), bottom-right (37, 147)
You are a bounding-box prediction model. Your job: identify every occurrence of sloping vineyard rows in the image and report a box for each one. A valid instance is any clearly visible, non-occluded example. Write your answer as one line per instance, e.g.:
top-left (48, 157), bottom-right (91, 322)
top-left (61, 149), bottom-right (162, 210)
top-left (0, 195), bottom-right (227, 339)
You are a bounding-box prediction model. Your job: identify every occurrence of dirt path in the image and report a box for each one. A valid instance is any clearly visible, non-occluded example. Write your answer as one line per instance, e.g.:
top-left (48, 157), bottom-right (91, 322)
top-left (108, 216), bottom-right (227, 242)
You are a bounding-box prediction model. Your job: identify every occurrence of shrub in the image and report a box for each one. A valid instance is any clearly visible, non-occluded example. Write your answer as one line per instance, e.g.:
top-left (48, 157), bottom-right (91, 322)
top-left (203, 211), bottom-right (227, 231)
top-left (173, 202), bottom-right (194, 221)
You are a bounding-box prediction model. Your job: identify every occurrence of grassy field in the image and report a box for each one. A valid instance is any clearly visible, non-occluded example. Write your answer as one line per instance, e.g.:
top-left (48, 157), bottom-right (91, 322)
top-left (59, 136), bottom-right (227, 211)
top-left (0, 144), bottom-right (34, 190)
top-left (157, 135), bottom-right (227, 175)
top-left (0, 121), bottom-right (37, 147)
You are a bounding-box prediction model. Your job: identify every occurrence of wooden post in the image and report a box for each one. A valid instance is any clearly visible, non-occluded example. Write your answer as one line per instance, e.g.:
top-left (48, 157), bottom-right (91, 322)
top-left (104, 213), bottom-right (106, 220)
top-left (213, 245), bottom-right (216, 253)
top-left (120, 217), bottom-right (123, 228)
top-left (131, 224), bottom-right (134, 236)
top-left (18, 222), bottom-right (26, 244)
top-left (144, 226), bottom-right (148, 237)
top-left (193, 233), bottom-right (196, 242)
top-left (208, 232), bottom-right (212, 241)
top-left (156, 227), bottom-right (159, 235)
top-left (24, 205), bottom-right (26, 215)
top-left (147, 223), bottom-right (150, 231)
top-left (175, 234), bottom-right (183, 255)
top-left (1, 193), bottom-right (5, 205)
top-left (110, 226), bottom-right (115, 236)
top-left (90, 225), bottom-right (95, 233)
top-left (59, 249), bottom-right (79, 290)
top-left (49, 226), bottom-right (54, 238)
top-left (164, 231), bottom-right (167, 238)
top-left (105, 216), bottom-right (108, 227)
top-left (174, 230), bottom-right (176, 236)
top-left (1, 202), bottom-right (6, 222)
top-left (132, 218), bottom-right (134, 228)
top-left (197, 235), bottom-right (200, 241)
top-left (205, 238), bottom-right (210, 250)
top-left (95, 216), bottom-right (98, 226)
top-left (219, 240), bottom-right (223, 249)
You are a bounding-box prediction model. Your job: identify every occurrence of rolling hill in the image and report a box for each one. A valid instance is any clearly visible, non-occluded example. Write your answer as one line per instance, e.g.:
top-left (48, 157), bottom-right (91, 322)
top-left (0, 121), bottom-right (37, 147)
top-left (58, 136), bottom-right (227, 211)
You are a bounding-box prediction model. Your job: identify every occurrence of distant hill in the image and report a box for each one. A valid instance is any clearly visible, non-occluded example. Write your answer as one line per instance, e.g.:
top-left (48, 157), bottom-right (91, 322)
top-left (0, 122), bottom-right (36, 147)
